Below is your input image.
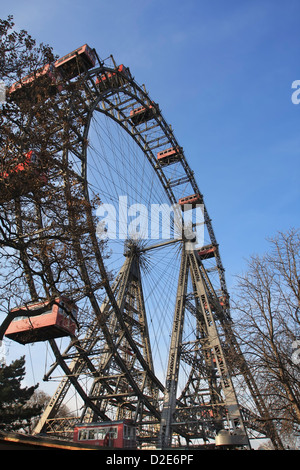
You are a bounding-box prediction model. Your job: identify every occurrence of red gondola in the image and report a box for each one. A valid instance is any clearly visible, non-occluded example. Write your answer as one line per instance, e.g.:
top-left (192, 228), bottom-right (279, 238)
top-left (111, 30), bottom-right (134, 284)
top-left (9, 63), bottom-right (63, 99)
top-left (203, 295), bottom-right (228, 312)
top-left (1, 151), bottom-right (43, 178)
top-left (5, 296), bottom-right (78, 345)
top-left (73, 420), bottom-right (137, 449)
top-left (197, 244), bottom-right (217, 260)
top-left (95, 64), bottom-right (131, 92)
top-left (178, 193), bottom-right (203, 210)
top-left (130, 103), bottom-right (156, 125)
top-left (157, 146), bottom-right (182, 166)
top-left (55, 44), bottom-right (97, 79)
top-left (0, 151), bottom-right (47, 202)
top-left (219, 295), bottom-right (228, 307)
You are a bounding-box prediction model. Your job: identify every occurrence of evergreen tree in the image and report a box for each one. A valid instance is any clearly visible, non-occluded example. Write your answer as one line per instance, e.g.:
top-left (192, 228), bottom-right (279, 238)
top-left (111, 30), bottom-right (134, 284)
top-left (0, 356), bottom-right (42, 432)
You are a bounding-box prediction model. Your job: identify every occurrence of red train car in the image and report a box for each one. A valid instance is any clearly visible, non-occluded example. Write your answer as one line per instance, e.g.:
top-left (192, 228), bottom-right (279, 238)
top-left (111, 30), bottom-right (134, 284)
top-left (95, 64), bottom-right (131, 91)
top-left (178, 193), bottom-right (203, 209)
top-left (157, 146), bottom-right (181, 166)
top-left (9, 64), bottom-right (63, 99)
top-left (197, 244), bottom-right (217, 260)
top-left (130, 103), bottom-right (156, 125)
top-left (73, 420), bottom-right (137, 449)
top-left (55, 44), bottom-right (97, 79)
top-left (5, 296), bottom-right (78, 345)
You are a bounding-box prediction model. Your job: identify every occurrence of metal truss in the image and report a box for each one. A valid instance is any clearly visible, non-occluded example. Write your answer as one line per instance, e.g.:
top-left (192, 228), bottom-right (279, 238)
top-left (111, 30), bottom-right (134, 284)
top-left (2, 50), bottom-right (283, 449)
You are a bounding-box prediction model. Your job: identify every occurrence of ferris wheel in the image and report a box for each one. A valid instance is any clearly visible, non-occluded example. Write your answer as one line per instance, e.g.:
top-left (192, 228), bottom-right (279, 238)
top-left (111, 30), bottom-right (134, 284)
top-left (1, 45), bottom-right (283, 449)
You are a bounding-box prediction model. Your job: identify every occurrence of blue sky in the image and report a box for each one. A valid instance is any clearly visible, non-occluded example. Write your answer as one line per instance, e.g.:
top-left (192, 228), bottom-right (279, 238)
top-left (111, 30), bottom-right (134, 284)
top-left (2, 0), bottom-right (300, 289)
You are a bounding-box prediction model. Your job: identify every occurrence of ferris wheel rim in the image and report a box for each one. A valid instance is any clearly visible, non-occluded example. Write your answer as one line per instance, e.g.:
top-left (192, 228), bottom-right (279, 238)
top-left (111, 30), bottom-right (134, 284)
top-left (78, 62), bottom-right (229, 303)
top-left (68, 60), bottom-right (231, 416)
top-left (0, 46), bottom-right (282, 448)
top-left (36, 57), bottom-right (231, 426)
top-left (3, 54), bottom-right (230, 437)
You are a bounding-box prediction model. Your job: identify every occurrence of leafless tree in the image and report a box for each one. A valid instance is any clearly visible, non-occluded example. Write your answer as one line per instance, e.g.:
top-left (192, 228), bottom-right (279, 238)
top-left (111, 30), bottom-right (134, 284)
top-left (232, 228), bottom-right (300, 442)
top-left (0, 16), bottom-right (109, 335)
top-left (25, 390), bottom-right (75, 433)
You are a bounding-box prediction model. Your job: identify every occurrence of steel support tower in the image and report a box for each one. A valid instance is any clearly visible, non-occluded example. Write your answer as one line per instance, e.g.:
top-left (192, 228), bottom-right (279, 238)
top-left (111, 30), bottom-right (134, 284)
top-left (0, 47), bottom-right (284, 449)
